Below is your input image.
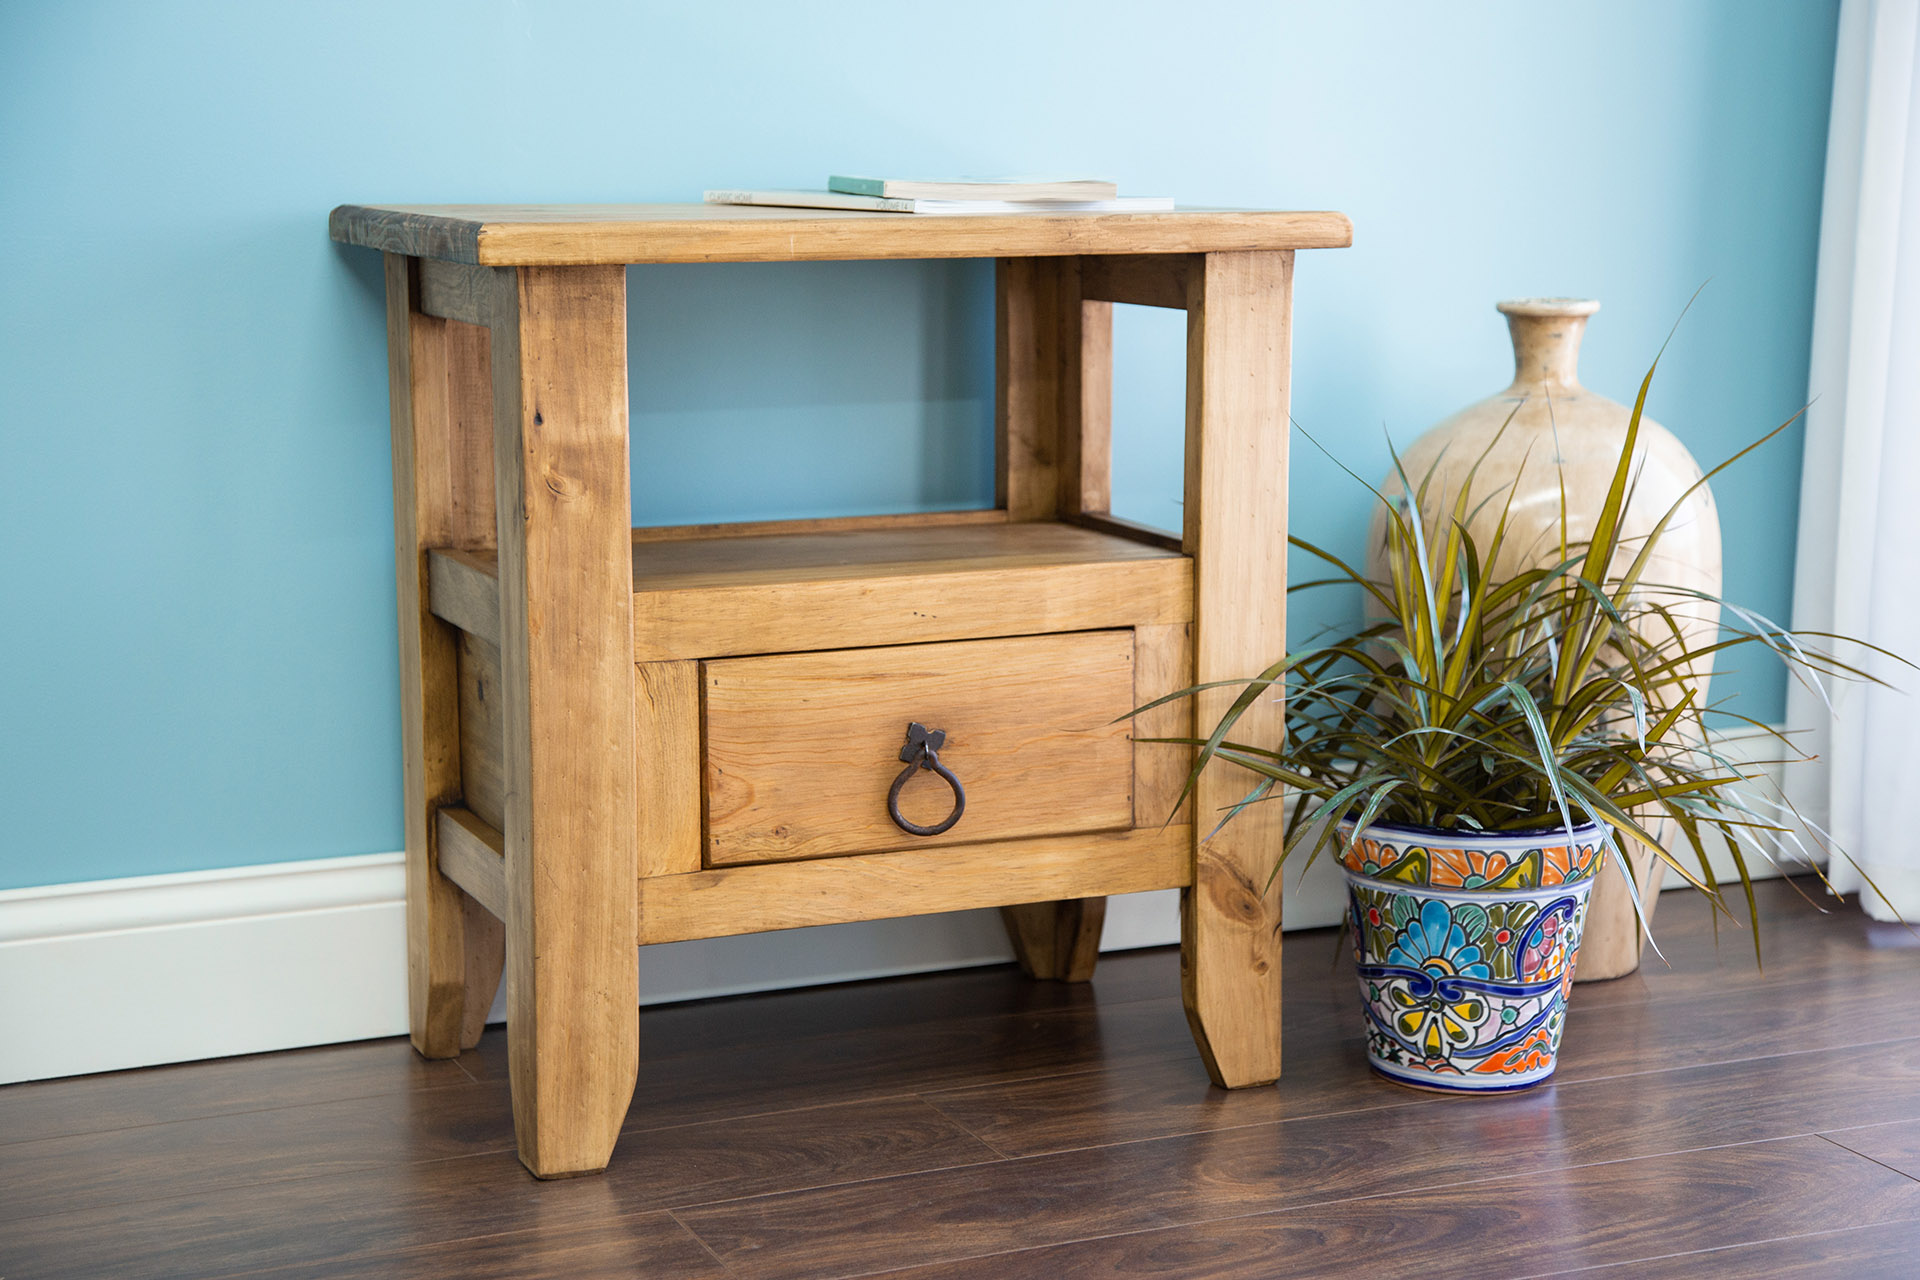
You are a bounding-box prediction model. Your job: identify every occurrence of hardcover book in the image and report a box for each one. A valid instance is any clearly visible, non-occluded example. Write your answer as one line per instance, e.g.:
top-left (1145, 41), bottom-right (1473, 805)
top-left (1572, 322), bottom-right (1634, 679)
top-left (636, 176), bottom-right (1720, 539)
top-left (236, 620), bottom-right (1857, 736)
top-left (703, 189), bottom-right (1173, 215)
top-left (828, 175), bottom-right (1119, 201)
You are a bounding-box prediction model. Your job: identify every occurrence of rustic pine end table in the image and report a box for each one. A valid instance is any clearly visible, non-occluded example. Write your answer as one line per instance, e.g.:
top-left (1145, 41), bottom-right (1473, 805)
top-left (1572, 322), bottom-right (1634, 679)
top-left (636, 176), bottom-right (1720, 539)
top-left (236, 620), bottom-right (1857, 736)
top-left (328, 203), bottom-right (1352, 1178)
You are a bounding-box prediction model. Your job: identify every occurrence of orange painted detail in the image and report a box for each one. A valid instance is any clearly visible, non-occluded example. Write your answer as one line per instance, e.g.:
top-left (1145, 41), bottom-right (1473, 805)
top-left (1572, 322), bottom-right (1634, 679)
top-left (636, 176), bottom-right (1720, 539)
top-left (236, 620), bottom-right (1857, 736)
top-left (1470, 1028), bottom-right (1556, 1075)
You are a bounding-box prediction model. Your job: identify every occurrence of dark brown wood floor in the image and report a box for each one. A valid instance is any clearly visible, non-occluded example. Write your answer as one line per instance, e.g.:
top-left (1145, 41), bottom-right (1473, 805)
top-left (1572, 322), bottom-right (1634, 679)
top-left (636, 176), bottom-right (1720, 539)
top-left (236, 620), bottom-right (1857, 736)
top-left (4, 878), bottom-right (1919, 1279)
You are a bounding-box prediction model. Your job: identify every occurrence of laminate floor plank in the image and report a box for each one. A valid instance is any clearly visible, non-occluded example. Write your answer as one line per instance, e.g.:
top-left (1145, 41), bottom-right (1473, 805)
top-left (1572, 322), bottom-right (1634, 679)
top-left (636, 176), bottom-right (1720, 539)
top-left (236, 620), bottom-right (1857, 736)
top-left (867, 1136), bottom-right (1920, 1280)
top-left (6, 877), bottom-right (1909, 1280)
top-left (1535, 1218), bottom-right (1920, 1278)
top-left (0, 1095), bottom-right (998, 1279)
top-left (0, 1037), bottom-right (471, 1146)
top-left (624, 945), bottom-right (1183, 1064)
top-left (451, 945), bottom-right (1184, 1081)
top-left (0, 1078), bottom-right (517, 1228)
top-left (1822, 1116), bottom-right (1920, 1180)
top-left (676, 1037), bottom-right (1920, 1278)
top-left (924, 1024), bottom-right (1398, 1158)
top-left (225, 1212), bottom-right (726, 1280)
top-left (584, 937), bottom-right (1347, 1139)
top-left (1559, 963), bottom-right (1920, 1075)
top-left (924, 959), bottom-right (1920, 1160)
top-left (603, 995), bottom-right (1200, 1135)
top-left (1572, 876), bottom-right (1905, 1009)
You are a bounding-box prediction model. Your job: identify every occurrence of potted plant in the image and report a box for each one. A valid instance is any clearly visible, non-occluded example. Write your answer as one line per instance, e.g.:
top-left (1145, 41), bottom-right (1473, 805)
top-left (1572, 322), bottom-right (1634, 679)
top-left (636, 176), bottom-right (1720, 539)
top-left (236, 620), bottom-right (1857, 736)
top-left (1149, 352), bottom-right (1886, 1092)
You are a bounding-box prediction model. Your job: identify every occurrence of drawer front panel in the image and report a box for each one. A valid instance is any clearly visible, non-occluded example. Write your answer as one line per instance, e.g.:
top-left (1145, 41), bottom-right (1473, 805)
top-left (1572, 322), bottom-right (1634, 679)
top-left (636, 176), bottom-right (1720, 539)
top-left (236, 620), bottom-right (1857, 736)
top-left (703, 631), bottom-right (1136, 866)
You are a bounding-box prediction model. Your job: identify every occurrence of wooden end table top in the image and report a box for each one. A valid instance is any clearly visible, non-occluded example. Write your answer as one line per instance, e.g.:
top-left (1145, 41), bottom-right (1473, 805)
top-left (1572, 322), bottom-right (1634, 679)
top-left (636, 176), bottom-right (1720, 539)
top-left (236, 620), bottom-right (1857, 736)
top-left (328, 202), bottom-right (1354, 266)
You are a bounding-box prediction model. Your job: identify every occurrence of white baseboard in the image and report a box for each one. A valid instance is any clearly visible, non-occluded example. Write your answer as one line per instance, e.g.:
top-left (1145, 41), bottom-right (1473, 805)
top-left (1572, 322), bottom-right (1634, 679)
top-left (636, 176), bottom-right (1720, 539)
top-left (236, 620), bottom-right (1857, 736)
top-left (0, 855), bottom-right (410, 1086)
top-left (0, 725), bottom-right (1791, 1085)
top-left (0, 857), bottom-right (1190, 1086)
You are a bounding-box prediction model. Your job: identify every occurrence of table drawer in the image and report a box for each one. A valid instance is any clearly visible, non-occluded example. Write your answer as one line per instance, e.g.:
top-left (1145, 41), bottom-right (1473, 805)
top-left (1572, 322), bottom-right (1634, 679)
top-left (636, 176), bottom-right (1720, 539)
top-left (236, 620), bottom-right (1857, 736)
top-left (702, 631), bottom-right (1136, 866)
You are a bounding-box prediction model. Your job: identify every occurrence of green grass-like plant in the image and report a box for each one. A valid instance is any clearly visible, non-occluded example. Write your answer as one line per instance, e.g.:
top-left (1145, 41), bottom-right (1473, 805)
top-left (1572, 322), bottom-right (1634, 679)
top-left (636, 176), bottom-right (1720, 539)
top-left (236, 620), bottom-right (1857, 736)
top-left (1143, 350), bottom-right (1893, 950)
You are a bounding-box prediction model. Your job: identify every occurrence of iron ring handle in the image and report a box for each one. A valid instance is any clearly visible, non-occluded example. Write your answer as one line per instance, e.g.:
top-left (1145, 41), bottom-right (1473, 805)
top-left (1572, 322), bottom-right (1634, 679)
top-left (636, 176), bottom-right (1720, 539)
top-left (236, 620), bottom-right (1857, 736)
top-left (887, 722), bottom-right (966, 837)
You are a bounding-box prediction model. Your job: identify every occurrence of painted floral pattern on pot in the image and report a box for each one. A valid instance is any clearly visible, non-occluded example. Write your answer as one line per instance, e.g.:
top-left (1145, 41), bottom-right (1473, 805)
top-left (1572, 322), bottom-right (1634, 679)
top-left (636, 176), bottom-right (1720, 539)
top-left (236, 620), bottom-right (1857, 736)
top-left (1343, 820), bottom-right (1606, 1092)
top-left (1337, 822), bottom-right (1607, 890)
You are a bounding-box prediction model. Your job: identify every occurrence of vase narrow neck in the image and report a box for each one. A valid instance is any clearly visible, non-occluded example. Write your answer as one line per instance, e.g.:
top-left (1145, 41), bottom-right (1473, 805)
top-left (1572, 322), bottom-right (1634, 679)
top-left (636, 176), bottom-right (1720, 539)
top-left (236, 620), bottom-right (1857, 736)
top-left (1505, 313), bottom-right (1588, 394)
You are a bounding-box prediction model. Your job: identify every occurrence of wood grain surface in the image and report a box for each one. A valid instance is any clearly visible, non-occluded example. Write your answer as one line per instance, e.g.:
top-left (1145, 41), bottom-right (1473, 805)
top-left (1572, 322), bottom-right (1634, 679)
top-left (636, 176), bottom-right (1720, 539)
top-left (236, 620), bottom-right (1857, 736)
top-left (1560, 1219), bottom-right (1920, 1279)
top-left (1179, 249), bottom-right (1294, 1089)
top-left (991, 256), bottom-right (1121, 975)
top-left (1826, 1116), bottom-right (1920, 1180)
top-left (636, 826), bottom-right (1190, 943)
top-left (995, 257), bottom-right (1071, 521)
top-left (1081, 252), bottom-right (1198, 309)
top-left (1132, 621), bottom-right (1194, 827)
top-left (625, 520), bottom-right (1179, 587)
top-left (1001, 897), bottom-right (1108, 981)
top-left (454, 632), bottom-right (505, 831)
top-left (3, 878), bottom-right (1915, 1279)
top-left (636, 659), bottom-right (704, 878)
top-left (426, 545), bottom-right (501, 643)
top-left (415, 257), bottom-right (496, 326)
top-left (432, 522), bottom-right (1196, 662)
top-left (628, 507), bottom-right (1007, 544)
top-left (382, 255), bottom-right (500, 1061)
top-left (702, 631), bottom-right (1135, 863)
top-left (485, 264), bottom-right (640, 1178)
top-left (632, 550), bottom-right (1191, 662)
top-left (330, 204), bottom-right (1354, 266)
top-left (434, 805), bottom-right (505, 920)
top-left (865, 1138), bottom-right (1920, 1280)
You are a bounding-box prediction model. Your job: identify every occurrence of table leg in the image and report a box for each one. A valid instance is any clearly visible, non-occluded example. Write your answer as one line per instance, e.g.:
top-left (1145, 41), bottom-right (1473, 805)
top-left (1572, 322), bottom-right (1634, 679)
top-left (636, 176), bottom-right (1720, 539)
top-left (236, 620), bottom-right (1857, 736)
top-left (488, 264), bottom-right (639, 1178)
top-left (384, 257), bottom-right (502, 1059)
top-left (459, 893), bottom-right (505, 1049)
top-left (1180, 251), bottom-right (1292, 1088)
top-left (1001, 899), bottom-right (1106, 981)
top-left (995, 257), bottom-right (1113, 981)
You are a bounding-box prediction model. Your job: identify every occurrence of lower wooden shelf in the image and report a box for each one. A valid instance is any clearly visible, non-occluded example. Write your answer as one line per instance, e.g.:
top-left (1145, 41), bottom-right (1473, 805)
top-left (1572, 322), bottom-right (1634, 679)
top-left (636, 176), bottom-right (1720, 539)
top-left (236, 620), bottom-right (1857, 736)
top-left (636, 826), bottom-right (1192, 943)
top-left (435, 804), bottom-right (1190, 944)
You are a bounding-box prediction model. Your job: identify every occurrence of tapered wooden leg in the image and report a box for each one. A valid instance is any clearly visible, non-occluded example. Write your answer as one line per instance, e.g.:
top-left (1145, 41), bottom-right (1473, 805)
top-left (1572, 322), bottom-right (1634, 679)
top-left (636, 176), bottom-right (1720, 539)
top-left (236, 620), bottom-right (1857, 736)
top-left (459, 893), bottom-right (506, 1048)
top-left (384, 257), bottom-right (500, 1059)
top-left (488, 264), bottom-right (639, 1178)
top-left (1001, 899), bottom-right (1106, 981)
top-left (995, 258), bottom-right (1114, 977)
top-left (1179, 251), bottom-right (1292, 1088)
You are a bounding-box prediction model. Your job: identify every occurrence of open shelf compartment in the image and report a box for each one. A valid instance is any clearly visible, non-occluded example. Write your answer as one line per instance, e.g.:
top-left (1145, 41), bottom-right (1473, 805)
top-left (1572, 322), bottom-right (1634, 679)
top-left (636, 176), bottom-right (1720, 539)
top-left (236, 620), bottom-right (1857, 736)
top-left (426, 513), bottom-right (1193, 661)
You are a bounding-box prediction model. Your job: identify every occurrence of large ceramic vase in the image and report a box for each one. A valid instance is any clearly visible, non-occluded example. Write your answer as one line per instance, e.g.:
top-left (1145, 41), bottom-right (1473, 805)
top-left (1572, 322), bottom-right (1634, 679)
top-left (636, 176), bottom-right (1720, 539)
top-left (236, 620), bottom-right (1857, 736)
top-left (1367, 299), bottom-right (1721, 981)
top-left (1340, 820), bottom-right (1609, 1091)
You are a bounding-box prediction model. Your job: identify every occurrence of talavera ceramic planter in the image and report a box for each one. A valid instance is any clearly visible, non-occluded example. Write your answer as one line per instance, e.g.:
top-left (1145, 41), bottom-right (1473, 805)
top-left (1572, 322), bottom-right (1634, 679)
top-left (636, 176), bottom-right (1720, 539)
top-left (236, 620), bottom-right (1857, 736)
top-left (1340, 820), bottom-right (1610, 1092)
top-left (1367, 299), bottom-right (1720, 981)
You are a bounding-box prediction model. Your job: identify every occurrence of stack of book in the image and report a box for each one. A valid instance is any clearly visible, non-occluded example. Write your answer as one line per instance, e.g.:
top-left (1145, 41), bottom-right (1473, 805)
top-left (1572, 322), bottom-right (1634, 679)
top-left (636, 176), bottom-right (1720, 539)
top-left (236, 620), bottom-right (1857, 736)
top-left (704, 176), bottom-right (1173, 215)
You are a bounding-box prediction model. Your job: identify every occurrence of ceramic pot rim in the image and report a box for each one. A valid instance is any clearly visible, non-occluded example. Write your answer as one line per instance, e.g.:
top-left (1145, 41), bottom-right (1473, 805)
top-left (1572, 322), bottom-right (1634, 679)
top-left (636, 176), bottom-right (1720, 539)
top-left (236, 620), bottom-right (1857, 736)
top-left (1338, 817), bottom-right (1611, 846)
top-left (1339, 864), bottom-right (1600, 904)
top-left (1336, 817), bottom-right (1612, 890)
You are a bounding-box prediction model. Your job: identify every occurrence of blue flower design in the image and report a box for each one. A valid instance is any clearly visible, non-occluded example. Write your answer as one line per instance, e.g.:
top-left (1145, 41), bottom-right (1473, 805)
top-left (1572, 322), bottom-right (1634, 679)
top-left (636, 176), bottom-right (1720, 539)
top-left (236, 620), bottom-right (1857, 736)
top-left (1387, 900), bottom-right (1491, 980)
top-left (1381, 898), bottom-right (1495, 1060)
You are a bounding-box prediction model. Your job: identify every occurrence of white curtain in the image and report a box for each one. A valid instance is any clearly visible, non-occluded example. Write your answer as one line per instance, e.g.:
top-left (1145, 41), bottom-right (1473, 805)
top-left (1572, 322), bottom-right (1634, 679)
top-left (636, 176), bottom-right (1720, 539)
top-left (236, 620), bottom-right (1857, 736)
top-left (1785, 0), bottom-right (1920, 921)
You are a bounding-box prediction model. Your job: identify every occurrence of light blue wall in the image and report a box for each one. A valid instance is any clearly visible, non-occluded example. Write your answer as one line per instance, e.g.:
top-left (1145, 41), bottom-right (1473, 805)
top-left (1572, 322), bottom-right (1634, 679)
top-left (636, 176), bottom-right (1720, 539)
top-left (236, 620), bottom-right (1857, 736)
top-left (0, 1), bottom-right (1837, 889)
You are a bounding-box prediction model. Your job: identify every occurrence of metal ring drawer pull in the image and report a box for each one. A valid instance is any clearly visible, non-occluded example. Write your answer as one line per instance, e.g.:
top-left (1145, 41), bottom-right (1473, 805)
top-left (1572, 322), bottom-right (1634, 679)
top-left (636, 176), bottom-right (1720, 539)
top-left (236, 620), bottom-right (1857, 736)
top-left (887, 722), bottom-right (966, 837)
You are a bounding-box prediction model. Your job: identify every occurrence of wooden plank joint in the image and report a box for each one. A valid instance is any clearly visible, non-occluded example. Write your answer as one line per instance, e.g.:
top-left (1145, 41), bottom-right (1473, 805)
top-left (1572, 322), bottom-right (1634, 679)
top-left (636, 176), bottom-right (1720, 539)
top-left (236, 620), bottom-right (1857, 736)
top-left (416, 258), bottom-right (498, 326)
top-left (427, 548), bottom-right (503, 645)
top-left (1081, 255), bottom-right (1198, 310)
top-left (436, 806), bottom-right (506, 921)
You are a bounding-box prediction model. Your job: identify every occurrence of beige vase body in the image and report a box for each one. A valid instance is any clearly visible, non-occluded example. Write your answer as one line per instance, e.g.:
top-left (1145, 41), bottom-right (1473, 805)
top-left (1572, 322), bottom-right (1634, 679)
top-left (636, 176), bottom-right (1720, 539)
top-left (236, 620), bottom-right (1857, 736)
top-left (1366, 299), bottom-right (1722, 981)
